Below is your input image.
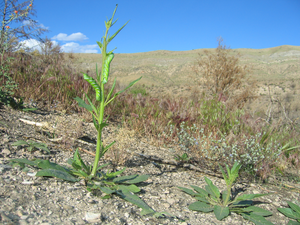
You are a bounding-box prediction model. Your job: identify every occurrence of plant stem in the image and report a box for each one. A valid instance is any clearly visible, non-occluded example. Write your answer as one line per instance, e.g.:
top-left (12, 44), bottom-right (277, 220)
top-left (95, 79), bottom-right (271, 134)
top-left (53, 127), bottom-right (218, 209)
top-left (224, 185), bottom-right (232, 206)
top-left (90, 26), bottom-right (109, 177)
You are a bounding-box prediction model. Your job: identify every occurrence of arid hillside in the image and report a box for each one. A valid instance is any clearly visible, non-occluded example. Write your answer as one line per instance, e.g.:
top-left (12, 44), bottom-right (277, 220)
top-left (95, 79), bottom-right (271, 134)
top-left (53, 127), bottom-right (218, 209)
top-left (68, 45), bottom-right (300, 121)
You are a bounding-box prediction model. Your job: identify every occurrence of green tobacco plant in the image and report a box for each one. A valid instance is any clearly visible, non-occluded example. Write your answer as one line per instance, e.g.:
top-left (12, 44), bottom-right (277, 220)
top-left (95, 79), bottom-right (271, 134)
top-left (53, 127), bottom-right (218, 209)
top-left (11, 140), bottom-right (50, 153)
top-left (178, 162), bottom-right (273, 224)
top-left (278, 201), bottom-right (300, 225)
top-left (74, 5), bottom-right (141, 177)
top-left (10, 5), bottom-right (168, 217)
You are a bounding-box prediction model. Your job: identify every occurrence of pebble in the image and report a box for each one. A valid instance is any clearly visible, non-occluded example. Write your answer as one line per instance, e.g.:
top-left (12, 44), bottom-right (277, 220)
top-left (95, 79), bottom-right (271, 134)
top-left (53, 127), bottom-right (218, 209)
top-left (85, 212), bottom-right (101, 222)
top-left (22, 180), bottom-right (34, 185)
top-left (1, 149), bottom-right (10, 154)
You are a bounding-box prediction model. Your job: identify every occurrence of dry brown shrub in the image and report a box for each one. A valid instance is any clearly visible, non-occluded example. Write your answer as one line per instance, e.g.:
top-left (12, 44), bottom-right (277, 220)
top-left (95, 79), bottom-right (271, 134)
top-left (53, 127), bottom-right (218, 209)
top-left (191, 37), bottom-right (257, 110)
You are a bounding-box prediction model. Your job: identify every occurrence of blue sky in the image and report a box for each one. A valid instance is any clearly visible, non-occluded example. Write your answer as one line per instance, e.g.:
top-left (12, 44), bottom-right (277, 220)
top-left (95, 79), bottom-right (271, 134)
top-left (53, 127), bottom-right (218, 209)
top-left (24, 0), bottom-right (300, 53)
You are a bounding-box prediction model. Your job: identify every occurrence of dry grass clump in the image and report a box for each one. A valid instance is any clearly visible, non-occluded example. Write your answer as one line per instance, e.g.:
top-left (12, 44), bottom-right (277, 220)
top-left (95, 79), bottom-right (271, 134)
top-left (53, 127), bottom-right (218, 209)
top-left (104, 126), bottom-right (136, 167)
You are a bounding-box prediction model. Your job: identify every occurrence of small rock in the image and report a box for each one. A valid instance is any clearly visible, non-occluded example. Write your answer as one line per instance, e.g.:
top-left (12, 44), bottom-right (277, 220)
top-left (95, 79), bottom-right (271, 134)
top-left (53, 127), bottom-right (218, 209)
top-left (163, 203), bottom-right (170, 208)
top-left (272, 201), bottom-right (281, 207)
top-left (19, 220), bottom-right (29, 225)
top-left (85, 212), bottom-right (101, 222)
top-left (0, 213), bottom-right (12, 222)
top-left (22, 180), bottom-right (34, 185)
top-left (27, 172), bottom-right (37, 176)
top-left (63, 204), bottom-right (73, 210)
top-left (1, 149), bottom-right (10, 154)
top-left (167, 198), bottom-right (176, 205)
top-left (0, 164), bottom-right (12, 173)
top-left (88, 199), bottom-right (97, 204)
top-left (16, 210), bottom-right (24, 217)
top-left (20, 215), bottom-right (28, 220)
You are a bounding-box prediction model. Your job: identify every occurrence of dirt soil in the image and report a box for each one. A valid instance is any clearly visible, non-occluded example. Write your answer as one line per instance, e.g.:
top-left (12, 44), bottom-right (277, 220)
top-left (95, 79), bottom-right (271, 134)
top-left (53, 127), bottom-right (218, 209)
top-left (1, 104), bottom-right (300, 225)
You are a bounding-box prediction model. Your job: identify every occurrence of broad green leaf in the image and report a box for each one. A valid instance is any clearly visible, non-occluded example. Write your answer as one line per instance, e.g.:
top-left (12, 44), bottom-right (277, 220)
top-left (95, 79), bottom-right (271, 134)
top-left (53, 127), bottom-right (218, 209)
top-left (115, 174), bottom-right (149, 184)
top-left (241, 212), bottom-right (274, 225)
top-left (287, 220), bottom-right (300, 225)
top-left (107, 20), bottom-right (129, 44)
top-left (101, 194), bottom-right (111, 199)
top-left (178, 187), bottom-right (197, 196)
top-left (106, 167), bottom-right (126, 178)
top-left (71, 169), bottom-right (89, 178)
top-left (235, 193), bottom-right (269, 201)
top-left (73, 148), bottom-right (89, 173)
top-left (278, 208), bottom-right (300, 220)
top-left (188, 201), bottom-right (214, 212)
top-left (9, 158), bottom-right (39, 167)
top-left (288, 201), bottom-right (300, 215)
top-left (113, 174), bottom-right (138, 183)
top-left (190, 185), bottom-right (209, 197)
top-left (99, 186), bottom-right (115, 194)
top-left (11, 140), bottom-right (28, 146)
top-left (231, 161), bottom-right (242, 174)
top-left (22, 107), bottom-right (38, 112)
top-left (219, 164), bottom-right (230, 186)
top-left (36, 169), bottom-right (79, 182)
top-left (205, 177), bottom-right (220, 199)
top-left (74, 97), bottom-right (93, 112)
top-left (118, 189), bottom-right (155, 215)
top-left (37, 160), bottom-right (70, 172)
top-left (70, 159), bottom-right (82, 170)
top-left (118, 184), bottom-right (140, 193)
top-left (233, 200), bottom-right (253, 207)
top-left (214, 205), bottom-right (230, 220)
top-left (195, 196), bottom-right (210, 204)
top-left (243, 206), bottom-right (272, 217)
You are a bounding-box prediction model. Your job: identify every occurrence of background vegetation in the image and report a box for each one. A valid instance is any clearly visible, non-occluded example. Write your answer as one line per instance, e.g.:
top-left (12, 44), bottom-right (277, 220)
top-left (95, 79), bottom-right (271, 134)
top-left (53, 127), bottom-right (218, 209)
top-left (0, 2), bottom-right (299, 182)
top-left (1, 40), bottom-right (299, 182)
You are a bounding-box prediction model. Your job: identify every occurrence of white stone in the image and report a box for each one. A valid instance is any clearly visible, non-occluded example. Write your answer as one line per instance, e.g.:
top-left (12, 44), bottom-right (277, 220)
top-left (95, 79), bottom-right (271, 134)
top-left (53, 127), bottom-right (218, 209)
top-left (85, 212), bottom-right (101, 222)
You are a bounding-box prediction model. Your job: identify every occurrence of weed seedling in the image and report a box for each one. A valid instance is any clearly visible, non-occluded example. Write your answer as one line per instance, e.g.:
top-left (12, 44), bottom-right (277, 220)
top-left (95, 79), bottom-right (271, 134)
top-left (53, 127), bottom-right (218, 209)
top-left (178, 161), bottom-right (274, 224)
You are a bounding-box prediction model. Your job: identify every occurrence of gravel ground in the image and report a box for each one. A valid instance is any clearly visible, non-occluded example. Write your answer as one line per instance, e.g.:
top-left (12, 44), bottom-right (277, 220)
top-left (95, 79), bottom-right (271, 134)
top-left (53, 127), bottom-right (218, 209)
top-left (0, 105), bottom-right (299, 225)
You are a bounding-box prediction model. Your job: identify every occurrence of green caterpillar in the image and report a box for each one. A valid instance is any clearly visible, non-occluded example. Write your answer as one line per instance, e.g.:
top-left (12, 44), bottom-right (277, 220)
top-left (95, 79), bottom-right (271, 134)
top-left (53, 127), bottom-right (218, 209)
top-left (102, 53), bottom-right (114, 84)
top-left (83, 74), bottom-right (102, 101)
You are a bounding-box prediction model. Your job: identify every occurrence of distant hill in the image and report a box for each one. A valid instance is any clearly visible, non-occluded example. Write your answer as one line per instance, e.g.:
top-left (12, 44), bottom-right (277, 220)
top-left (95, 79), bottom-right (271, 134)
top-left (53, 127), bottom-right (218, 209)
top-left (69, 45), bottom-right (300, 87)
